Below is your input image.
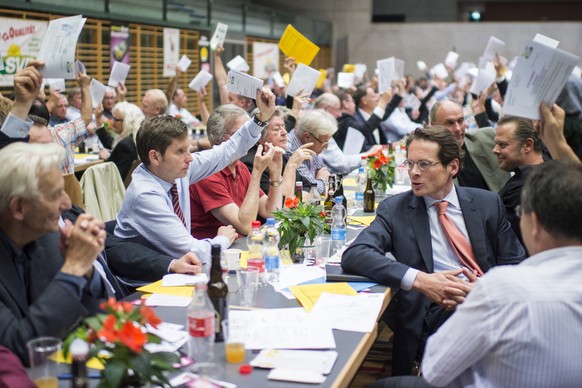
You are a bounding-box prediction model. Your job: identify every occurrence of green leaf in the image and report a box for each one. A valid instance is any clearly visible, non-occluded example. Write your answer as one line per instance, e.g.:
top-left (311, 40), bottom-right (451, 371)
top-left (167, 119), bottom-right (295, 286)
top-left (101, 359), bottom-right (126, 388)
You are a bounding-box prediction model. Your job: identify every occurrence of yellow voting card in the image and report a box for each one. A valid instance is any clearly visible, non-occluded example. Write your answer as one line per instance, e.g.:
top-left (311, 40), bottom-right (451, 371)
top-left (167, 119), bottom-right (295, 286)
top-left (316, 69), bottom-right (327, 88)
top-left (53, 350), bottom-right (104, 370)
top-left (290, 282), bottom-right (357, 312)
top-left (348, 215), bottom-right (376, 226)
top-left (137, 280), bottom-right (193, 298)
top-left (278, 24), bottom-right (320, 66)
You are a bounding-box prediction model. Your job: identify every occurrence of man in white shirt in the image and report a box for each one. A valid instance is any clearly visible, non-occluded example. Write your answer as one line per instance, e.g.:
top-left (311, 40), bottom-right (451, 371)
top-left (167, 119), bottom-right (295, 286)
top-left (421, 160), bottom-right (582, 388)
top-left (167, 88), bottom-right (200, 127)
top-left (114, 88), bottom-right (275, 265)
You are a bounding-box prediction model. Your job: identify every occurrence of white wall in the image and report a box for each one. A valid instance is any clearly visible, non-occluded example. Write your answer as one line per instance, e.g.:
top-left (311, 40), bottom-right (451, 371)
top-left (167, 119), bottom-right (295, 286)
top-left (256, 0), bottom-right (582, 77)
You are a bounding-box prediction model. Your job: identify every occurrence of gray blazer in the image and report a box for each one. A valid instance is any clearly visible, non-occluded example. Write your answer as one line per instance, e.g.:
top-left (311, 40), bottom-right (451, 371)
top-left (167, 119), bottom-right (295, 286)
top-left (465, 127), bottom-right (510, 192)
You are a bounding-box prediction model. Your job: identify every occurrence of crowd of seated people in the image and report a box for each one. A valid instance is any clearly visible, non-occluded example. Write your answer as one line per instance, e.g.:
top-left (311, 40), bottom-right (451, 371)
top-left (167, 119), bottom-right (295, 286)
top-left (1, 31), bottom-right (581, 386)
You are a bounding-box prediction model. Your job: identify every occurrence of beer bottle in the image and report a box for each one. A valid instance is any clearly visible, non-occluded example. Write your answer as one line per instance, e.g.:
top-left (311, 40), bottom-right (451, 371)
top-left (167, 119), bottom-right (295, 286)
top-left (208, 244), bottom-right (228, 342)
top-left (334, 174), bottom-right (347, 209)
top-left (294, 181), bottom-right (303, 202)
top-left (363, 172), bottom-right (375, 213)
top-left (324, 176), bottom-right (336, 226)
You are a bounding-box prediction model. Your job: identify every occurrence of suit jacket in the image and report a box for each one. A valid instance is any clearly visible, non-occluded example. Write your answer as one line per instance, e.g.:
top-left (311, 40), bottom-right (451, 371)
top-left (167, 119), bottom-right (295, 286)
top-left (354, 109), bottom-right (388, 146)
top-left (341, 186), bottom-right (526, 371)
top-left (464, 128), bottom-right (510, 192)
top-left (0, 231), bottom-right (99, 365)
top-left (96, 128), bottom-right (138, 181)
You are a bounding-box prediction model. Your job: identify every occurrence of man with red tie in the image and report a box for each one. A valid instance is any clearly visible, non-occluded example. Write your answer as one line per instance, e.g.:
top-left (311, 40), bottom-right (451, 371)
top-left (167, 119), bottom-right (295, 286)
top-left (342, 126), bottom-right (526, 376)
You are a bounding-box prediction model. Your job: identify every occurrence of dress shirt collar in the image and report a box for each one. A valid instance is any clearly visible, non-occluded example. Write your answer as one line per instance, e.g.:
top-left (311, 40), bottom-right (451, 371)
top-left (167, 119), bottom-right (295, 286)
top-left (423, 185), bottom-right (460, 211)
top-left (138, 163), bottom-right (176, 192)
top-left (358, 108), bottom-right (371, 121)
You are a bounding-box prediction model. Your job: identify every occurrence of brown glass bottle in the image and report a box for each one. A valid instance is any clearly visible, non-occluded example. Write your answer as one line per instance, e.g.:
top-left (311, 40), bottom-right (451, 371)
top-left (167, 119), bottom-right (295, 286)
top-left (294, 181), bottom-right (303, 202)
top-left (363, 172), bottom-right (375, 213)
top-left (208, 244), bottom-right (228, 342)
top-left (334, 174), bottom-right (347, 209)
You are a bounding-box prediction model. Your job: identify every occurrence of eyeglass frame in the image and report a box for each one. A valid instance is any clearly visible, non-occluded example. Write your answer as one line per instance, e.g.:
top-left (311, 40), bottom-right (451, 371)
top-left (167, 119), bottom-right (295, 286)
top-left (403, 159), bottom-right (441, 172)
top-left (306, 131), bottom-right (329, 147)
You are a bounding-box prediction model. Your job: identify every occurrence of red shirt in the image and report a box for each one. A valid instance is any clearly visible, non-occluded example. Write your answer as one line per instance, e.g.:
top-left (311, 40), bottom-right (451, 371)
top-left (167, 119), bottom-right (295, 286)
top-left (190, 161), bottom-right (265, 239)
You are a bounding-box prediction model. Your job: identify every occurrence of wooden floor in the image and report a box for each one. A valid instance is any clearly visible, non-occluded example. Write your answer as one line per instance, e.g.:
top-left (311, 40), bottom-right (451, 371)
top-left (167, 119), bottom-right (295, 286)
top-left (349, 321), bottom-right (393, 387)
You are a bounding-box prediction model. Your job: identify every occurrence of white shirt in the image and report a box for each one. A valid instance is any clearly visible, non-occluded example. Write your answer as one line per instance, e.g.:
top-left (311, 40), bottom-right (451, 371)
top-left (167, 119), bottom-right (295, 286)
top-left (115, 118), bottom-right (262, 264)
top-left (423, 246), bottom-right (582, 388)
top-left (401, 186), bottom-right (469, 290)
top-left (167, 103), bottom-right (200, 127)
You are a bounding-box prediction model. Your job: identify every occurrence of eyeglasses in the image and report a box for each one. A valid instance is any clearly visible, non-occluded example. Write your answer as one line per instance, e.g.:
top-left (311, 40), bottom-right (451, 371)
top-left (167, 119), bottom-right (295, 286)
top-left (112, 117), bottom-right (123, 123)
top-left (307, 132), bottom-right (329, 147)
top-left (403, 159), bottom-right (441, 171)
top-left (515, 205), bottom-right (522, 218)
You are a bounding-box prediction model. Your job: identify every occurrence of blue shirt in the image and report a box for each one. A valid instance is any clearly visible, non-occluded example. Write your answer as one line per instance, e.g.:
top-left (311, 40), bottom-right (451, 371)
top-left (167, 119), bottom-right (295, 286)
top-left (115, 118), bottom-right (263, 264)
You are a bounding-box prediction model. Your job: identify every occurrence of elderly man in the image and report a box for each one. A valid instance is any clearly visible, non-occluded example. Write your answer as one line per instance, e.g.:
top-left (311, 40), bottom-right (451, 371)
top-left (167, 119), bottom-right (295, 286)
top-left (189, 104), bottom-right (282, 238)
top-left (167, 88), bottom-right (200, 127)
top-left (0, 142), bottom-right (107, 365)
top-left (493, 116), bottom-right (544, 243)
top-left (115, 88), bottom-right (276, 265)
top-left (419, 161), bottom-right (582, 387)
top-left (141, 89), bottom-right (168, 116)
top-left (286, 109), bottom-right (336, 194)
top-left (430, 99), bottom-right (509, 191)
top-left (342, 126), bottom-right (525, 375)
top-left (49, 94), bottom-right (69, 126)
top-left (101, 86), bottom-right (116, 120)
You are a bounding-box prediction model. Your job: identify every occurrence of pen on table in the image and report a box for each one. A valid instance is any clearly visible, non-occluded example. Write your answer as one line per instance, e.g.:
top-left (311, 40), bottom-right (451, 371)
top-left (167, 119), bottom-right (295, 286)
top-left (58, 372), bottom-right (102, 380)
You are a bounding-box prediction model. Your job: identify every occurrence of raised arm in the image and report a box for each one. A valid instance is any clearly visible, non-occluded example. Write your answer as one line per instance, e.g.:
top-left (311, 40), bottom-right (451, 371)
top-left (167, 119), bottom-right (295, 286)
top-left (539, 102), bottom-right (580, 162)
top-left (213, 45), bottom-right (230, 105)
top-left (165, 66), bottom-right (182, 104)
top-left (10, 60), bottom-right (43, 120)
top-left (77, 73), bottom-right (93, 127)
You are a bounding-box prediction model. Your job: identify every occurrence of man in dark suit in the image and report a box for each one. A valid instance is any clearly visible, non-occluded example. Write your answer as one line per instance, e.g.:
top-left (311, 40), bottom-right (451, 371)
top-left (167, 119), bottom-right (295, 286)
top-left (0, 142), bottom-right (107, 365)
top-left (342, 126), bottom-right (526, 376)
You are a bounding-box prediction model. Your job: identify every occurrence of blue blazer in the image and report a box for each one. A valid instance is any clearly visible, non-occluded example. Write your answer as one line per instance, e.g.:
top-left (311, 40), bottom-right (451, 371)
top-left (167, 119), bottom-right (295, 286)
top-left (341, 186), bottom-right (526, 368)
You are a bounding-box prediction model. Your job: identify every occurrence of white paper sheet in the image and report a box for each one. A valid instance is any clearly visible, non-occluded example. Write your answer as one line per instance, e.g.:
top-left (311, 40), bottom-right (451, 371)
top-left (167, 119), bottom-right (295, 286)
top-left (533, 33), bottom-right (559, 49)
top-left (272, 71), bottom-right (286, 87)
top-left (177, 55), bottom-right (192, 72)
top-left (503, 40), bottom-right (579, 120)
top-left (336, 72), bottom-right (355, 89)
top-left (416, 60), bottom-right (428, 71)
top-left (227, 69), bottom-right (263, 100)
top-left (108, 61), bottom-right (130, 87)
top-left (46, 78), bottom-right (65, 92)
top-left (144, 293), bottom-right (192, 307)
top-left (430, 63), bottom-right (449, 80)
top-left (162, 273), bottom-right (208, 286)
top-left (37, 15), bottom-right (86, 79)
top-left (229, 308), bottom-right (336, 350)
top-left (286, 63), bottom-right (320, 97)
top-left (0, 57), bottom-right (4, 71)
top-left (377, 57), bottom-right (405, 93)
top-left (188, 69), bottom-right (213, 92)
top-left (75, 60), bottom-right (86, 76)
top-left (470, 65), bottom-right (496, 95)
top-left (403, 93), bottom-right (422, 111)
top-left (146, 322), bottom-right (187, 343)
top-left (445, 51), bottom-right (459, 69)
top-left (270, 265), bottom-right (325, 292)
top-left (251, 350), bottom-right (338, 375)
top-left (354, 64), bottom-right (367, 80)
top-left (210, 22), bottom-right (228, 50)
top-left (89, 78), bottom-right (106, 108)
top-left (310, 292), bottom-right (385, 333)
top-left (343, 127), bottom-right (365, 155)
top-left (226, 55), bottom-right (250, 72)
top-left (483, 36), bottom-right (505, 61)
top-left (573, 66), bottom-right (582, 78)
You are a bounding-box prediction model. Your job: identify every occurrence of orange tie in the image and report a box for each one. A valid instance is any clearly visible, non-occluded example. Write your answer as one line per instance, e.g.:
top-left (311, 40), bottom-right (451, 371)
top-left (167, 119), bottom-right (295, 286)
top-left (435, 201), bottom-right (484, 277)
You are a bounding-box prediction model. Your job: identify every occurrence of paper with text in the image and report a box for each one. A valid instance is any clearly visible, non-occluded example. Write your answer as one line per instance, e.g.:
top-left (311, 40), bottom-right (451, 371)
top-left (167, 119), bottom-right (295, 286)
top-left (272, 71), bottom-right (286, 87)
top-left (337, 72), bottom-right (355, 89)
top-left (286, 63), bottom-right (320, 97)
top-left (504, 40), bottom-right (579, 120)
top-left (108, 61), bottom-right (130, 87)
top-left (89, 78), bottom-right (106, 108)
top-left (37, 15), bottom-right (86, 79)
top-left (188, 69), bottom-right (213, 91)
top-left (343, 127), bottom-right (365, 155)
top-left (227, 69), bottom-right (263, 99)
top-left (230, 308), bottom-right (336, 350)
top-left (377, 57), bottom-right (404, 92)
top-left (470, 64), bottom-right (496, 95)
top-left (210, 22), bottom-right (228, 50)
top-left (278, 24), bottom-right (320, 66)
top-left (46, 78), bottom-right (65, 92)
top-left (310, 292), bottom-right (385, 333)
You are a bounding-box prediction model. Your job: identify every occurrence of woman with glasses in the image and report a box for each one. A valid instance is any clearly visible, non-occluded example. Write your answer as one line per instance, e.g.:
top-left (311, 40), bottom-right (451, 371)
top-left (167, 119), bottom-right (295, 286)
top-left (96, 101), bottom-right (145, 180)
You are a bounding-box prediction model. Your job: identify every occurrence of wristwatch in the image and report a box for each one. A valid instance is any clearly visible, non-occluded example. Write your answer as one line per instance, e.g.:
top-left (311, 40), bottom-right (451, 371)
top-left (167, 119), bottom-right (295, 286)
top-left (253, 114), bottom-right (269, 127)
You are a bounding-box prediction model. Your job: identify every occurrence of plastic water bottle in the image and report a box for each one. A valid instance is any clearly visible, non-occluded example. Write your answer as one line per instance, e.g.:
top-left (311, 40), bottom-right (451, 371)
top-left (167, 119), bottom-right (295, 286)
top-left (247, 220), bottom-right (265, 285)
top-left (187, 283), bottom-right (215, 364)
top-left (330, 196), bottom-right (347, 256)
top-left (262, 218), bottom-right (281, 283)
top-left (354, 167), bottom-right (366, 210)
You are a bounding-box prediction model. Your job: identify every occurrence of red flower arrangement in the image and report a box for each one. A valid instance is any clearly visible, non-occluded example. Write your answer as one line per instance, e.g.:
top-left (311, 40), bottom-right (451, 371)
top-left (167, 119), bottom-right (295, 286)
top-left (367, 149), bottom-right (397, 193)
top-left (64, 297), bottom-right (178, 387)
top-left (273, 197), bottom-right (327, 261)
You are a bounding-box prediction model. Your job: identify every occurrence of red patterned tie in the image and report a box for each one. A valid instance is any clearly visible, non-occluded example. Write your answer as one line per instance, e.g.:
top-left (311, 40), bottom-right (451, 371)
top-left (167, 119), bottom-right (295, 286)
top-left (170, 183), bottom-right (186, 227)
top-left (435, 201), bottom-right (484, 277)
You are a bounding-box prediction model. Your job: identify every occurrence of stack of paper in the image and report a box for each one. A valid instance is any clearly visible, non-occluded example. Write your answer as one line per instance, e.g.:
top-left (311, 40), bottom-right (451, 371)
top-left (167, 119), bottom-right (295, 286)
top-left (144, 322), bottom-right (189, 353)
